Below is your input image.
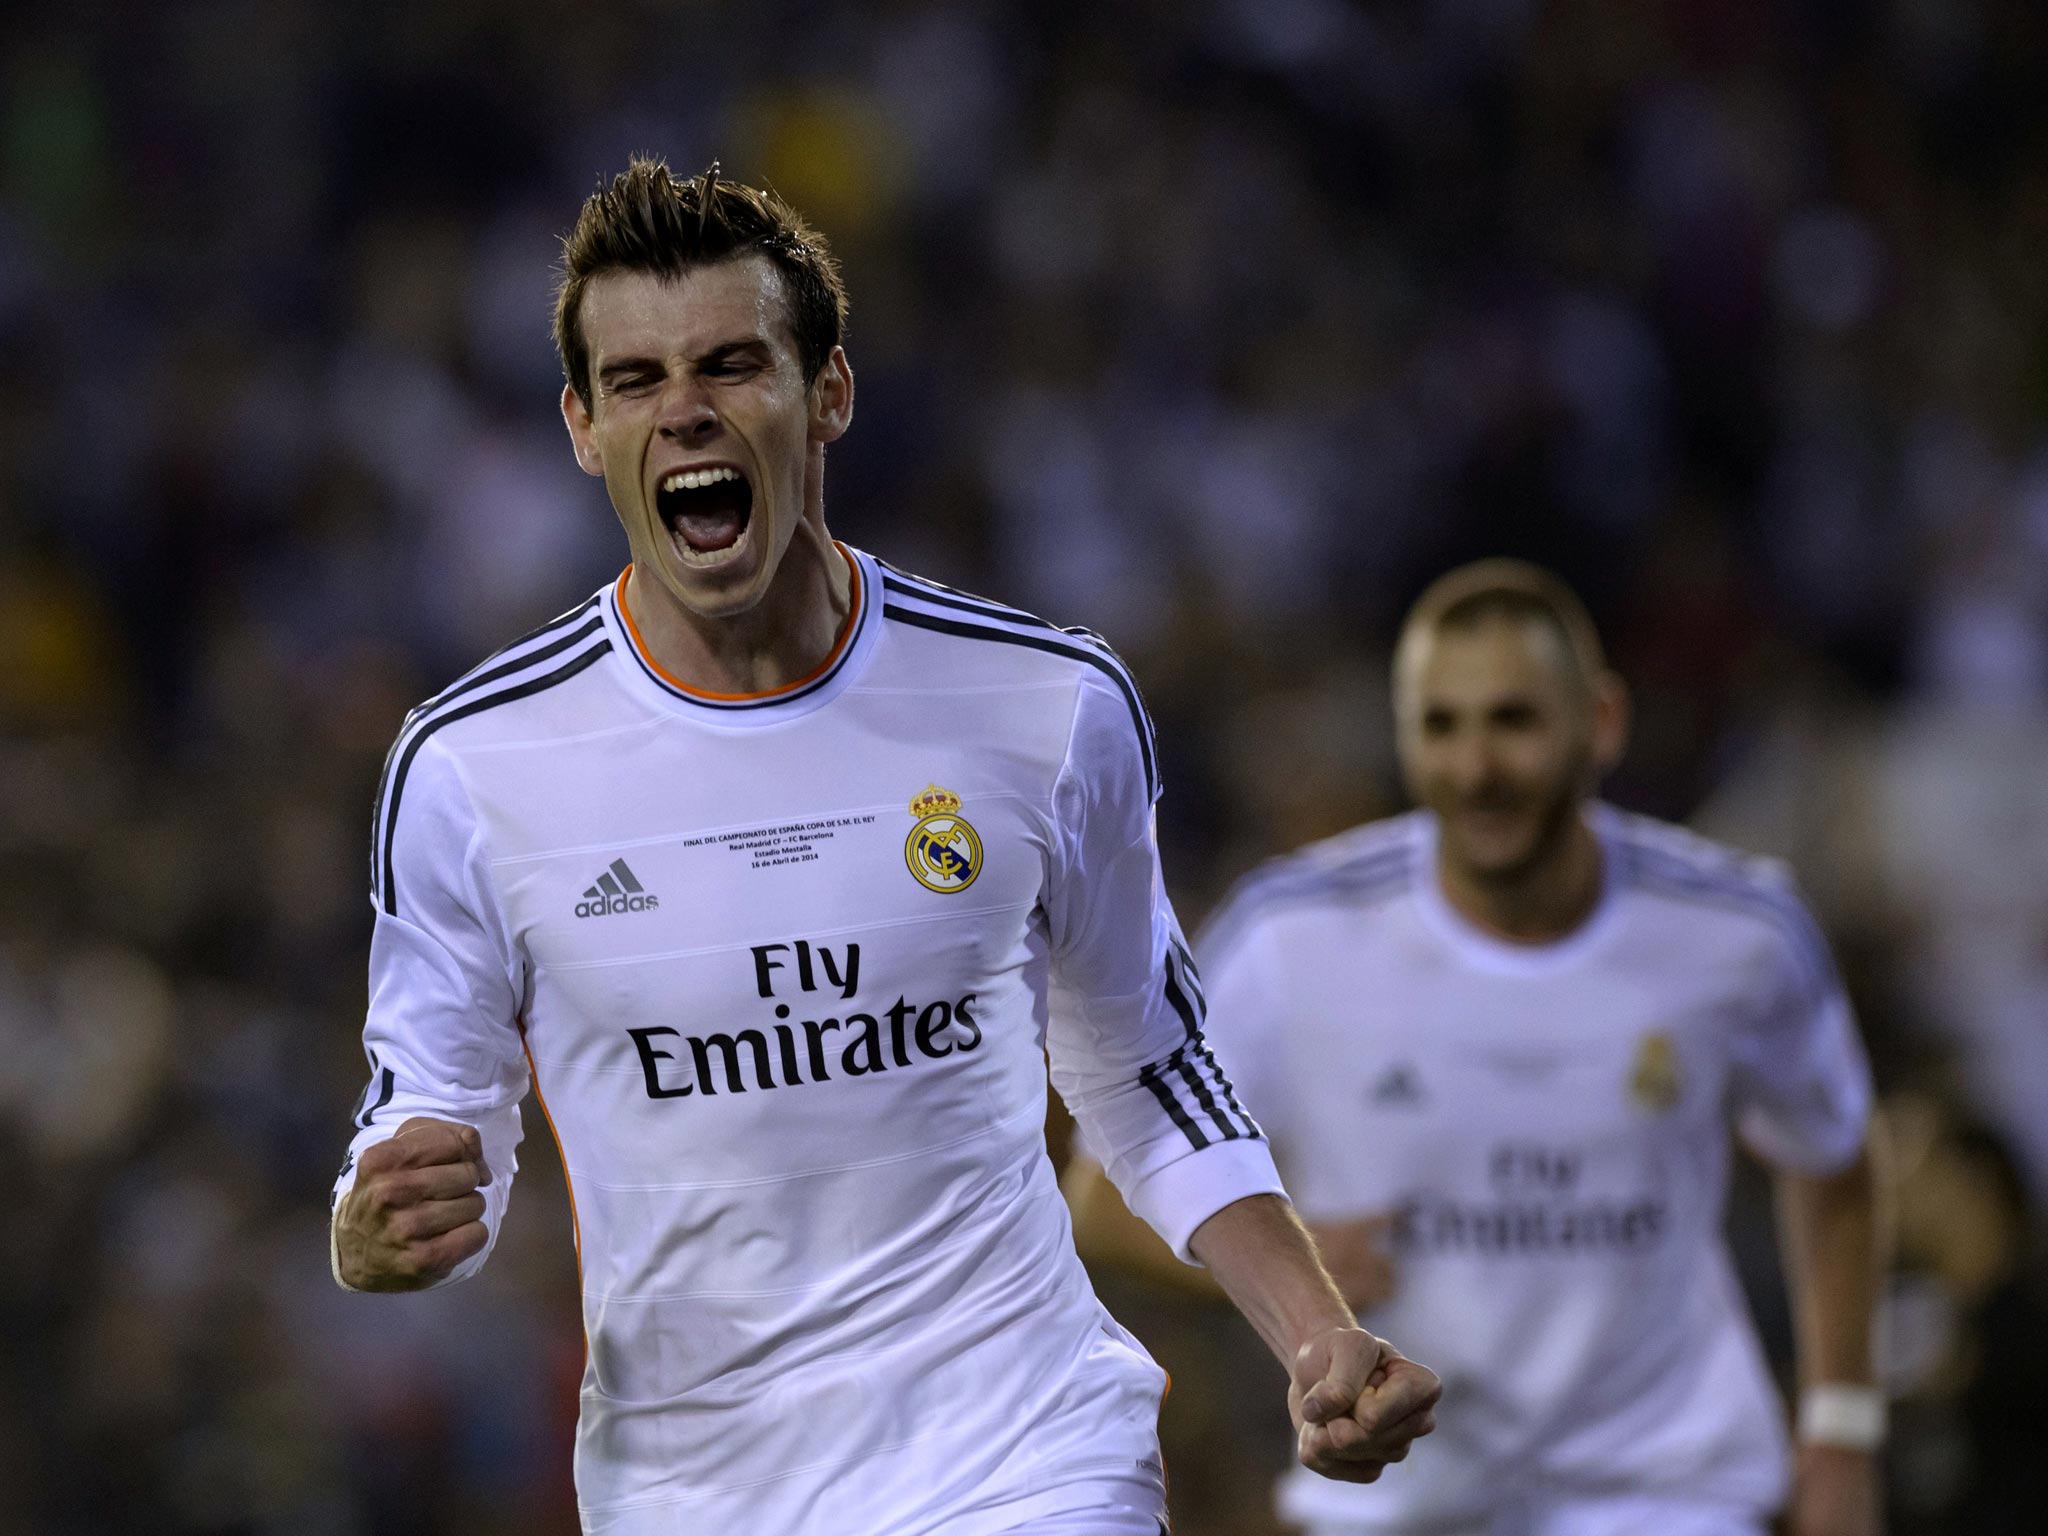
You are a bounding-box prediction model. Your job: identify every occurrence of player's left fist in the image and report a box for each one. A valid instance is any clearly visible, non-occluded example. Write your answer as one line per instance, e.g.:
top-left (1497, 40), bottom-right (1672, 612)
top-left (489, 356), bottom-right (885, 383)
top-left (1288, 1325), bottom-right (1440, 1483)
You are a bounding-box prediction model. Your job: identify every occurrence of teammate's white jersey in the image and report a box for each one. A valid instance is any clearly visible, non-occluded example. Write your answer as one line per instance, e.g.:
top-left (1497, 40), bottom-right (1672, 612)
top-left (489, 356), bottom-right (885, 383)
top-left (1198, 807), bottom-right (1872, 1534)
top-left (330, 545), bottom-right (1281, 1535)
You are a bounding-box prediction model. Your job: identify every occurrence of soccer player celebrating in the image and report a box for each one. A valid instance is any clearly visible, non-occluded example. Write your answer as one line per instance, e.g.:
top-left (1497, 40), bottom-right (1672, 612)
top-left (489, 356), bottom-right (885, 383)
top-left (1067, 560), bottom-right (1888, 1536)
top-left (328, 159), bottom-right (1438, 1535)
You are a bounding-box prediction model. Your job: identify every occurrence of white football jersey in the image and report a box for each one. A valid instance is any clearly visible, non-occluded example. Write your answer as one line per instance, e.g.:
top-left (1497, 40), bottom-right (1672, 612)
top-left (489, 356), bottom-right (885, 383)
top-left (330, 545), bottom-right (1281, 1535)
top-left (1198, 807), bottom-right (1872, 1533)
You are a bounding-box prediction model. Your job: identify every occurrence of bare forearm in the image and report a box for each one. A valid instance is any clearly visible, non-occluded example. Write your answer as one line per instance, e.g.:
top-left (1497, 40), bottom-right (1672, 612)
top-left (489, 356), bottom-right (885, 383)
top-left (1188, 1192), bottom-right (1353, 1366)
top-left (1776, 1121), bottom-right (1890, 1387)
top-left (1192, 1192), bottom-right (1445, 1482)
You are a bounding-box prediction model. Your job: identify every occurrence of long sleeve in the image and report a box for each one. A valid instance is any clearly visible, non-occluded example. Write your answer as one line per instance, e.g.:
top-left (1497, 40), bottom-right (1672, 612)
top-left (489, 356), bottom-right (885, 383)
top-left (331, 731), bottom-right (529, 1288)
top-left (1728, 870), bottom-right (1874, 1176)
top-left (1043, 670), bottom-right (1283, 1260)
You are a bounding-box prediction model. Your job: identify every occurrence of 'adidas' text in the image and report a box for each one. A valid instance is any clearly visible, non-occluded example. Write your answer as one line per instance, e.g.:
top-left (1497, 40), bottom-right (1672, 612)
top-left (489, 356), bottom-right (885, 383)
top-left (577, 858), bottom-right (660, 919)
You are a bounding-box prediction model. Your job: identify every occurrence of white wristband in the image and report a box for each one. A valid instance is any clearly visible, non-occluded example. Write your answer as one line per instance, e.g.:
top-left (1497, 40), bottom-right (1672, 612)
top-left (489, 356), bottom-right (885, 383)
top-left (1797, 1383), bottom-right (1886, 1450)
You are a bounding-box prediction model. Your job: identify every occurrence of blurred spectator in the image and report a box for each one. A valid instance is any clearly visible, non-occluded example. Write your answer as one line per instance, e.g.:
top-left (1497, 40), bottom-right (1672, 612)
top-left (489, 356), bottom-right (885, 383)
top-left (1882, 1091), bottom-right (2048, 1535)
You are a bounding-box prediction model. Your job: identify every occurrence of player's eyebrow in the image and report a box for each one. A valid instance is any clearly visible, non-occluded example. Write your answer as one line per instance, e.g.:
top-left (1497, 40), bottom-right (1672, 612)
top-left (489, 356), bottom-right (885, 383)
top-left (596, 355), bottom-right (666, 387)
top-left (596, 337), bottom-right (773, 386)
top-left (693, 336), bottom-right (774, 367)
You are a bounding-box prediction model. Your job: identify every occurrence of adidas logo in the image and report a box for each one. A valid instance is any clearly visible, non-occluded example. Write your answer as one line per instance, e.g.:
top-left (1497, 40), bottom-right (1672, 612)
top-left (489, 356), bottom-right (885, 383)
top-left (1371, 1063), bottom-right (1424, 1105)
top-left (576, 858), bottom-right (660, 918)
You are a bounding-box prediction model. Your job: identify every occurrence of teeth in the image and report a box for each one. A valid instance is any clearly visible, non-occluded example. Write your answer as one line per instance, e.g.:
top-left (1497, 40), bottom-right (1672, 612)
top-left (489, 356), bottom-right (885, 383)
top-left (671, 519), bottom-right (750, 565)
top-left (661, 466), bottom-right (741, 493)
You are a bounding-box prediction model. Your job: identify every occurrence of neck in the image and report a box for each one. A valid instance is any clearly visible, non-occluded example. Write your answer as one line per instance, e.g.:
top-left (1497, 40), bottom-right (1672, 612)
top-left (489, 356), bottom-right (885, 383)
top-left (624, 517), bottom-right (852, 695)
top-left (1436, 810), bottom-right (1604, 945)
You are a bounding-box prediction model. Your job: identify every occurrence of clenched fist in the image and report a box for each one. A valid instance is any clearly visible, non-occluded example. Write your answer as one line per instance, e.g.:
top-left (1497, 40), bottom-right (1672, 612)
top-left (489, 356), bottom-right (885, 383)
top-left (1290, 1326), bottom-right (1441, 1483)
top-left (334, 1117), bottom-right (492, 1291)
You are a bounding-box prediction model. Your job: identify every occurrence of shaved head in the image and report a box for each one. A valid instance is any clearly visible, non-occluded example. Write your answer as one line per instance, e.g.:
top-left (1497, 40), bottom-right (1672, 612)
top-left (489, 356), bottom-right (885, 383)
top-left (1394, 558), bottom-right (1607, 704)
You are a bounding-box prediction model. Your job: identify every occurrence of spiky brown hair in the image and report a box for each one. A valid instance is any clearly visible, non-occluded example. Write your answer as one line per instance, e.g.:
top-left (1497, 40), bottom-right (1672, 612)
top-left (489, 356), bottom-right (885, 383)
top-left (553, 157), bottom-right (848, 409)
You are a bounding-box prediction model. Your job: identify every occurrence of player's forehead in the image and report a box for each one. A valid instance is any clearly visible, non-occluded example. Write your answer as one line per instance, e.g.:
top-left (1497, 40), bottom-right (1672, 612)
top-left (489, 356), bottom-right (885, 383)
top-left (578, 256), bottom-right (796, 366)
top-left (1398, 614), bottom-right (1579, 710)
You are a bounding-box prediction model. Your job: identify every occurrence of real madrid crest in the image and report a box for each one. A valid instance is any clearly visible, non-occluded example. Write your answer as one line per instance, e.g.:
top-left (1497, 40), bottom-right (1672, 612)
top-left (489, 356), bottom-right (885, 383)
top-left (905, 784), bottom-right (982, 894)
top-left (1627, 1031), bottom-right (1683, 1113)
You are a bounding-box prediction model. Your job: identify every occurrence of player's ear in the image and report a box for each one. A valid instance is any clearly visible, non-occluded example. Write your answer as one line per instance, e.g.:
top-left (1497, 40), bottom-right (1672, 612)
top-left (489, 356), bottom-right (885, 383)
top-left (562, 383), bottom-right (605, 477)
top-left (808, 347), bottom-right (854, 445)
top-left (1588, 670), bottom-right (1630, 774)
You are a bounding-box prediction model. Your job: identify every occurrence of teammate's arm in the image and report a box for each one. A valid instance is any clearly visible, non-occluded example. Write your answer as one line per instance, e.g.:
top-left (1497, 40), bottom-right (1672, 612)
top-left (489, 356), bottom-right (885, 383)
top-left (1775, 1118), bottom-right (1891, 1536)
top-left (1730, 873), bottom-right (1889, 1536)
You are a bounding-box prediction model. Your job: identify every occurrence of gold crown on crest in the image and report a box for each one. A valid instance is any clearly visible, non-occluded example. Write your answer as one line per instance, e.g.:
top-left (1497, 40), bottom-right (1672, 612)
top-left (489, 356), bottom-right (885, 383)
top-left (909, 783), bottom-right (962, 819)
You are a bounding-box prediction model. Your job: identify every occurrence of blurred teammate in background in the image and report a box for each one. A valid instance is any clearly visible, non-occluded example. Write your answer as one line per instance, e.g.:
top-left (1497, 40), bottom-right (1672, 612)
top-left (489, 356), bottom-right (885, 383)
top-left (1066, 560), bottom-right (1887, 1536)
top-left (324, 158), bottom-right (1436, 1535)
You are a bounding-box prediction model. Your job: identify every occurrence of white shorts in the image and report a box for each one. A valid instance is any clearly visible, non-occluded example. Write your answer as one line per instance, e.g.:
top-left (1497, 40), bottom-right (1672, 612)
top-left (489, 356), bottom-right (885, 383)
top-left (1305, 1493), bottom-right (1765, 1536)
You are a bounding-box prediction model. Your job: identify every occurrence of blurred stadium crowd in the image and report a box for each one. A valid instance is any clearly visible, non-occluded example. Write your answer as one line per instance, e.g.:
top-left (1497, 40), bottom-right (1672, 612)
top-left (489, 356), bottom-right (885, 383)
top-left (1, 1), bottom-right (2045, 1532)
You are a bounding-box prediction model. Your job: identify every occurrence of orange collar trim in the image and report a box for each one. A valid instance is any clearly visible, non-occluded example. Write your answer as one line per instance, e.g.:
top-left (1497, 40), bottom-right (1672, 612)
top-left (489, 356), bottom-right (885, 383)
top-left (613, 543), bottom-right (864, 703)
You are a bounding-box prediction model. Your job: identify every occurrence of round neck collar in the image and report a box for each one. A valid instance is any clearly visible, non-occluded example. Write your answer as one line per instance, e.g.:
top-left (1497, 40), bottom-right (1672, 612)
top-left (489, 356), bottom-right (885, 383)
top-left (603, 542), bottom-right (879, 724)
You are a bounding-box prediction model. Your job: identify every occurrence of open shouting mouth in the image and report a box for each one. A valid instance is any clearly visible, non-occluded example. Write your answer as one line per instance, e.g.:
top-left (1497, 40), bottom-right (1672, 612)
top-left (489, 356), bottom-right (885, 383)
top-left (656, 465), bottom-right (754, 566)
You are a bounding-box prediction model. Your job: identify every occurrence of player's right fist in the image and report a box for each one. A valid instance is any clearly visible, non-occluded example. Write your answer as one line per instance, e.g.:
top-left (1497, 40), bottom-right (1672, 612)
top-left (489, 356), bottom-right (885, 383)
top-left (334, 1116), bottom-right (492, 1292)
